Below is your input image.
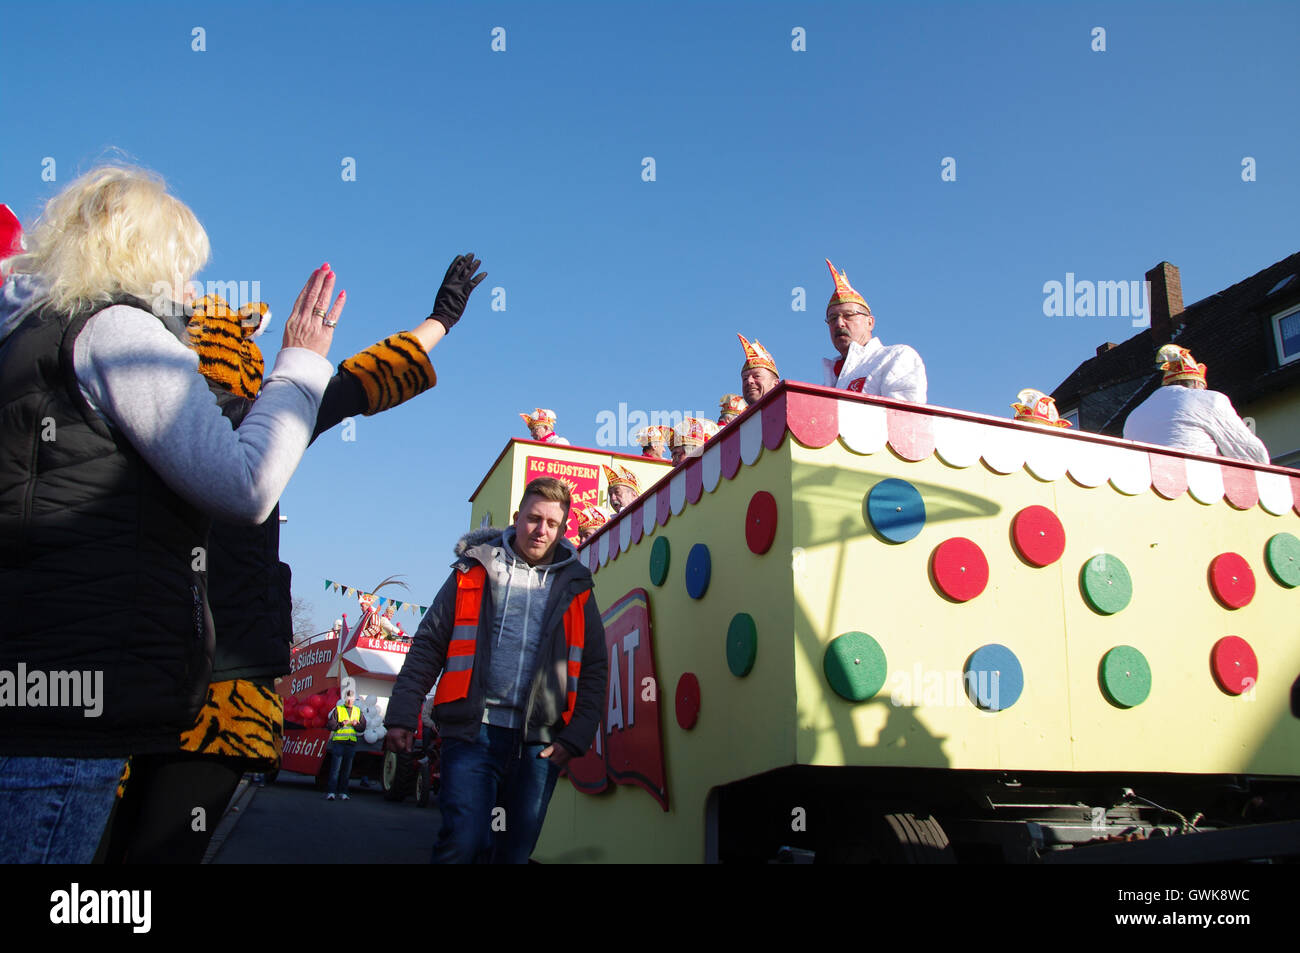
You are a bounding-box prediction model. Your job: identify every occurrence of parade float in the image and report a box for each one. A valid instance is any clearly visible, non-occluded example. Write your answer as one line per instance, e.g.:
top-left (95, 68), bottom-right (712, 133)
top-left (277, 588), bottom-right (439, 804)
top-left (473, 382), bottom-right (1300, 862)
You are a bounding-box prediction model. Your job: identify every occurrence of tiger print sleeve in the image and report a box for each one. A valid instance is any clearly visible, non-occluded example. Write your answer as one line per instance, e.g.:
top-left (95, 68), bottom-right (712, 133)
top-left (337, 331), bottom-right (436, 416)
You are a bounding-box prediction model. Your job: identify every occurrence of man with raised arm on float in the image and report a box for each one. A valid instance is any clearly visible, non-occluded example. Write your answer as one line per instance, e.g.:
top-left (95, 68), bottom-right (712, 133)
top-left (385, 477), bottom-right (607, 864)
top-left (822, 258), bottom-right (927, 403)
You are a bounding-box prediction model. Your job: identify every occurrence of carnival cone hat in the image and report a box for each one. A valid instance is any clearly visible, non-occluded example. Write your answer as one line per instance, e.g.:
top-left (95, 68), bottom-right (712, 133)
top-left (737, 333), bottom-right (779, 376)
top-left (602, 464), bottom-right (640, 493)
top-left (825, 258), bottom-right (870, 312)
top-left (1156, 344), bottom-right (1207, 386)
top-left (1011, 388), bottom-right (1071, 428)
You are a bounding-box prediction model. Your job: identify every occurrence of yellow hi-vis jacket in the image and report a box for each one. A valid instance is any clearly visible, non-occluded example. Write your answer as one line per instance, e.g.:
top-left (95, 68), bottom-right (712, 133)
top-left (330, 704), bottom-right (362, 743)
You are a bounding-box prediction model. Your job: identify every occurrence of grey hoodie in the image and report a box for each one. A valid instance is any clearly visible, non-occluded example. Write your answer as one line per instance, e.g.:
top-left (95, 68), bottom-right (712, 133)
top-left (0, 274), bottom-right (332, 525)
top-left (388, 526), bottom-right (608, 755)
top-left (482, 528), bottom-right (578, 728)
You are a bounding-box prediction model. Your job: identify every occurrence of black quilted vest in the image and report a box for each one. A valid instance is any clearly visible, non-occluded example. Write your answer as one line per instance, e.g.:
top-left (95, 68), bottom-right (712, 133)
top-left (0, 297), bottom-right (215, 756)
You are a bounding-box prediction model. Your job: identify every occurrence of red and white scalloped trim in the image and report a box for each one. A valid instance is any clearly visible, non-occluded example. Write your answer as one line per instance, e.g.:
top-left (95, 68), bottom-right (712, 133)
top-left (580, 385), bottom-right (1300, 574)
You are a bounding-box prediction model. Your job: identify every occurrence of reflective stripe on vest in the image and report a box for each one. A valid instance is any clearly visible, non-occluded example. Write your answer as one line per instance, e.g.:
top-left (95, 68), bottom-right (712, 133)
top-left (433, 565), bottom-right (487, 705)
top-left (331, 704), bottom-right (360, 742)
top-left (560, 590), bottom-right (590, 725)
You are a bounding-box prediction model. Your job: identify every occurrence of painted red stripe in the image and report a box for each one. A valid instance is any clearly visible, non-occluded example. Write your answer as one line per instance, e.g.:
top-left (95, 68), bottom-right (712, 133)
top-left (1220, 464), bottom-right (1259, 510)
top-left (720, 427), bottom-right (742, 480)
top-left (787, 390), bottom-right (839, 448)
top-left (886, 408), bottom-right (935, 462)
top-left (685, 458), bottom-right (704, 504)
top-left (1149, 454), bottom-right (1187, 500)
top-left (762, 393), bottom-right (788, 451)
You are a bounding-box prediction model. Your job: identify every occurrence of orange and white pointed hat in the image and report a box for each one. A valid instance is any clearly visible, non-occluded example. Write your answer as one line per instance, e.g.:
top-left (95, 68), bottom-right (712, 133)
top-left (636, 425), bottom-right (672, 448)
top-left (719, 394), bottom-right (746, 421)
top-left (520, 408), bottom-right (558, 430)
top-left (825, 258), bottom-right (871, 312)
top-left (672, 417), bottom-right (712, 448)
top-left (1011, 388), bottom-right (1071, 428)
top-left (574, 503), bottom-right (608, 531)
top-left (1156, 344), bottom-right (1207, 386)
top-left (602, 464), bottom-right (640, 493)
top-left (737, 333), bottom-right (778, 376)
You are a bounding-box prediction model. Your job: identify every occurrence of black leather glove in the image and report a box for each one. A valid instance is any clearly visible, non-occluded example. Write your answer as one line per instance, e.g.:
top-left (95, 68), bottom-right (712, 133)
top-left (428, 252), bottom-right (487, 333)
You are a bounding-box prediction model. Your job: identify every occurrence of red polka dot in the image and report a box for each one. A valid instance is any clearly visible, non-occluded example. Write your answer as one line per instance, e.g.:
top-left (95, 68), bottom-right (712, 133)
top-left (1011, 505), bottom-right (1066, 567)
top-left (931, 537), bottom-right (989, 602)
top-left (745, 491), bottom-right (778, 555)
top-left (1211, 636), bottom-right (1258, 695)
top-left (1209, 553), bottom-right (1256, 609)
top-left (675, 673), bottom-right (701, 729)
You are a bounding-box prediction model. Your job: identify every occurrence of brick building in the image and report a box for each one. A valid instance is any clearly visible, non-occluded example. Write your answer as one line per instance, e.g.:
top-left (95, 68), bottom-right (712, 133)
top-left (1050, 252), bottom-right (1300, 467)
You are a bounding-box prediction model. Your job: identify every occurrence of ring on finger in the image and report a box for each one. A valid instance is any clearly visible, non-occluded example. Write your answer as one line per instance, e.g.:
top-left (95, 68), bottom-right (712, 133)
top-left (312, 307), bottom-right (326, 317)
top-left (323, 320), bottom-right (338, 328)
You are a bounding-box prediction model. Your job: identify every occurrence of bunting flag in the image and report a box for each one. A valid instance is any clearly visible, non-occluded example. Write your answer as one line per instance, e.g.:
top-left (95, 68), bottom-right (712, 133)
top-left (321, 577), bottom-right (428, 614)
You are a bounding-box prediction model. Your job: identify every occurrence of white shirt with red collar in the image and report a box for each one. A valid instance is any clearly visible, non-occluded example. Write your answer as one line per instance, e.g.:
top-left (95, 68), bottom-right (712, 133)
top-left (822, 336), bottom-right (928, 403)
top-left (538, 431), bottom-right (570, 446)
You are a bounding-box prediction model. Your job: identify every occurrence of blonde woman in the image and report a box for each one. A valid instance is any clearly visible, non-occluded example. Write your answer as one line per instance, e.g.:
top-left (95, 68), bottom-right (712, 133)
top-left (0, 165), bottom-right (343, 862)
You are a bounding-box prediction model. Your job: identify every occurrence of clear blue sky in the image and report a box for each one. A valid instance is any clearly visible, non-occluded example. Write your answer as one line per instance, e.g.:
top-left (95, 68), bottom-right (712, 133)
top-left (3, 1), bottom-right (1297, 632)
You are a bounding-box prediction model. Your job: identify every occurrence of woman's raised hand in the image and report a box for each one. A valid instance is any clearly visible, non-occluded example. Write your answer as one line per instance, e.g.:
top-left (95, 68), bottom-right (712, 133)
top-left (282, 264), bottom-right (346, 357)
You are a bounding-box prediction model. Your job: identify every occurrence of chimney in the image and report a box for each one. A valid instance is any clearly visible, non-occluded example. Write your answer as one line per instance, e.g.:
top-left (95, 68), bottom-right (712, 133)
top-left (1096, 342), bottom-right (1117, 356)
top-left (1147, 262), bottom-right (1184, 342)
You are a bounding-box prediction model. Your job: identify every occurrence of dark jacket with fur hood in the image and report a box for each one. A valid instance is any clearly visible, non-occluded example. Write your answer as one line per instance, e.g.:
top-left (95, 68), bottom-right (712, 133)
top-left (387, 527), bottom-right (608, 756)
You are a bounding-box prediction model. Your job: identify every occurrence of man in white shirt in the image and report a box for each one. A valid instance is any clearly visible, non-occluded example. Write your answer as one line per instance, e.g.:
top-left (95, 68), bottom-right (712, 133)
top-left (1123, 345), bottom-right (1269, 464)
top-left (821, 258), bottom-right (927, 403)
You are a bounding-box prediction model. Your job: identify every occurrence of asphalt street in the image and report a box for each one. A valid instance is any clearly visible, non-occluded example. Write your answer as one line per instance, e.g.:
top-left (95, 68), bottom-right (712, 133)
top-left (208, 772), bottom-right (441, 864)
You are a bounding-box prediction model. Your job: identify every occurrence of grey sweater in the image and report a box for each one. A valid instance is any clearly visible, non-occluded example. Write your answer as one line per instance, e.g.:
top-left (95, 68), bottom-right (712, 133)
top-left (483, 530), bottom-right (578, 728)
top-left (0, 275), bottom-right (332, 525)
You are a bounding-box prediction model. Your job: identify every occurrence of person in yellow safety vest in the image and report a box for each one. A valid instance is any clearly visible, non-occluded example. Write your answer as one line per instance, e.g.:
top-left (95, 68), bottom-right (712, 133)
top-left (324, 686), bottom-right (367, 801)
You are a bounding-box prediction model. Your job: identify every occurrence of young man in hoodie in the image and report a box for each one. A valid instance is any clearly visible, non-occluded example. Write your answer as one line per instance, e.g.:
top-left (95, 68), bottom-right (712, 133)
top-left (386, 477), bottom-right (608, 863)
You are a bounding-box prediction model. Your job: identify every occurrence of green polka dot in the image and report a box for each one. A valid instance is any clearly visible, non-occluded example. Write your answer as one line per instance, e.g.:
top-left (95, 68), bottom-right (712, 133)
top-left (1080, 554), bottom-right (1132, 615)
top-left (1100, 646), bottom-right (1151, 708)
top-left (823, 632), bottom-right (887, 702)
top-left (649, 536), bottom-right (670, 586)
top-left (1265, 533), bottom-right (1300, 588)
top-left (726, 613), bottom-right (758, 677)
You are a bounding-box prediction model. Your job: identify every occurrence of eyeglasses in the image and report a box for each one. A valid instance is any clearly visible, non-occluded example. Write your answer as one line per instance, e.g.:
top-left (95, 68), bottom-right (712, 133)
top-left (825, 310), bottom-right (870, 325)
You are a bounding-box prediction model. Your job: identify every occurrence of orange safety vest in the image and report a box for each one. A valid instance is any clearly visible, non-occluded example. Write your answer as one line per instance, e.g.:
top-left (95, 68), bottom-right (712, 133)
top-left (434, 565), bottom-right (590, 725)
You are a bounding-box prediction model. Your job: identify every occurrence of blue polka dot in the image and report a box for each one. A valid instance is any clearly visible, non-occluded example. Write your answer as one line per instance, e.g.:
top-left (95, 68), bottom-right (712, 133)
top-left (686, 544), bottom-right (711, 599)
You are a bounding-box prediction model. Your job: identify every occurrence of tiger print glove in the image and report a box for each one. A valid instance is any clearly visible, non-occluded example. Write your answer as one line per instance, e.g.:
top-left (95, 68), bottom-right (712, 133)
top-left (338, 331), bottom-right (436, 415)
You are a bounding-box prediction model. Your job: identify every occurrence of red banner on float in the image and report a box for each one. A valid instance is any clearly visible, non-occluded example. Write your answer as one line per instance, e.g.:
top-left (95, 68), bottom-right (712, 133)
top-left (566, 588), bottom-right (668, 810)
top-left (279, 635), bottom-right (339, 699)
top-left (524, 455), bottom-right (601, 543)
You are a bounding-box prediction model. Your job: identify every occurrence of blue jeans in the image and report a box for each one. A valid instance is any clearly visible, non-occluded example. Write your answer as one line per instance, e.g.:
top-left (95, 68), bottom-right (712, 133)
top-left (326, 741), bottom-right (357, 796)
top-left (433, 723), bottom-right (560, 864)
top-left (0, 756), bottom-right (127, 863)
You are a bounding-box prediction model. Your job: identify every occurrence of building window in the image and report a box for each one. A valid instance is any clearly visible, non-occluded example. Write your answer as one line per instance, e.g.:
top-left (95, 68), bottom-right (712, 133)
top-left (1274, 303), bottom-right (1300, 366)
top-left (1062, 408), bottom-right (1080, 429)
